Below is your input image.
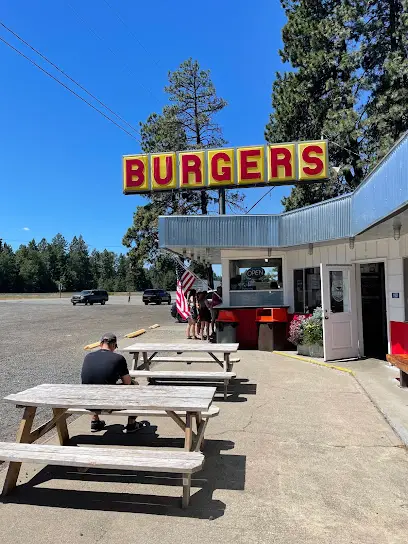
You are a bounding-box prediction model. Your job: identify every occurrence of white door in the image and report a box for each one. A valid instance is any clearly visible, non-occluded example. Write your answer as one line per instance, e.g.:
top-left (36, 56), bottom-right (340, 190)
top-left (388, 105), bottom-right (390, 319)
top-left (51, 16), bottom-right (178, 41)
top-left (321, 264), bottom-right (358, 361)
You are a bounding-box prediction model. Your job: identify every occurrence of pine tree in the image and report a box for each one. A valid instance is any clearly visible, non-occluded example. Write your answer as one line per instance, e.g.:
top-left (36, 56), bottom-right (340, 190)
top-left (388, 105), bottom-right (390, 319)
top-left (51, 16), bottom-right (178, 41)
top-left (266, 0), bottom-right (367, 211)
top-left (66, 236), bottom-right (92, 291)
top-left (165, 58), bottom-right (227, 214)
top-left (361, 0), bottom-right (408, 163)
top-left (0, 243), bottom-right (19, 292)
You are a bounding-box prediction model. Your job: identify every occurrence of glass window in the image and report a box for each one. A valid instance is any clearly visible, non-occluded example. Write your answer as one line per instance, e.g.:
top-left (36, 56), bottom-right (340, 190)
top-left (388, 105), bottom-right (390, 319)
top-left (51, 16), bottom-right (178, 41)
top-left (294, 269), bottom-right (304, 313)
top-left (305, 268), bottom-right (321, 313)
top-left (329, 270), bottom-right (350, 313)
top-left (294, 267), bottom-right (321, 313)
top-left (230, 258), bottom-right (283, 291)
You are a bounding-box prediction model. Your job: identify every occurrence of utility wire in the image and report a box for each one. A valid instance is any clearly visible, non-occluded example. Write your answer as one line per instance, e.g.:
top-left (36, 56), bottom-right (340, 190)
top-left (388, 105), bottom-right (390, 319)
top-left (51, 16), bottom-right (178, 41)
top-left (102, 0), bottom-right (160, 67)
top-left (66, 2), bottom-right (160, 104)
top-left (0, 20), bottom-right (141, 138)
top-left (322, 132), bottom-right (361, 158)
top-left (245, 187), bottom-right (276, 214)
top-left (0, 34), bottom-right (141, 142)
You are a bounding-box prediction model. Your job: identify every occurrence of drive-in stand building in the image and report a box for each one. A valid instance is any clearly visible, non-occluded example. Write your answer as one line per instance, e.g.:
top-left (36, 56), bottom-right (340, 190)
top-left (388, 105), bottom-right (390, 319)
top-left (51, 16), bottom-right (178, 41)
top-left (125, 134), bottom-right (408, 361)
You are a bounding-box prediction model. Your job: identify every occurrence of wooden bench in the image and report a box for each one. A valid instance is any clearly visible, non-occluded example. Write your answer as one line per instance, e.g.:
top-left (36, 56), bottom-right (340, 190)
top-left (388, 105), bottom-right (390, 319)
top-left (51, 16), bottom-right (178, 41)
top-left (130, 370), bottom-right (236, 400)
top-left (150, 356), bottom-right (239, 370)
top-left (0, 442), bottom-right (203, 508)
top-left (386, 354), bottom-right (408, 388)
top-left (67, 405), bottom-right (220, 419)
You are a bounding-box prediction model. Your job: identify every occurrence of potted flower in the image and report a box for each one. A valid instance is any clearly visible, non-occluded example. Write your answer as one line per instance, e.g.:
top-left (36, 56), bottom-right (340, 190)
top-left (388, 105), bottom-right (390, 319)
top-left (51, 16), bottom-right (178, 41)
top-left (288, 314), bottom-right (307, 348)
top-left (288, 308), bottom-right (324, 358)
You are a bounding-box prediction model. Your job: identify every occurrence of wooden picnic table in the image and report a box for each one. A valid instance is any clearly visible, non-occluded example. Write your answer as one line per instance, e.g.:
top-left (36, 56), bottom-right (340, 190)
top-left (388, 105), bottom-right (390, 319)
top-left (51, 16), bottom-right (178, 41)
top-left (122, 342), bottom-right (239, 372)
top-left (2, 383), bottom-right (216, 496)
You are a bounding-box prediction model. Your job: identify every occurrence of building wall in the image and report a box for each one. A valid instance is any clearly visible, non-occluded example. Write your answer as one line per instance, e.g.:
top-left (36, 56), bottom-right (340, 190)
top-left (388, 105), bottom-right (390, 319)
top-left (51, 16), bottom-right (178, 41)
top-left (221, 236), bottom-right (408, 354)
top-left (284, 236), bottom-right (406, 324)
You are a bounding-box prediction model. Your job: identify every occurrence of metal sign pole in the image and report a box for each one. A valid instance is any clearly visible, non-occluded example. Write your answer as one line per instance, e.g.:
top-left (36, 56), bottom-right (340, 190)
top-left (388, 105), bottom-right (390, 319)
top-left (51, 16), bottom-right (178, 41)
top-left (218, 188), bottom-right (226, 215)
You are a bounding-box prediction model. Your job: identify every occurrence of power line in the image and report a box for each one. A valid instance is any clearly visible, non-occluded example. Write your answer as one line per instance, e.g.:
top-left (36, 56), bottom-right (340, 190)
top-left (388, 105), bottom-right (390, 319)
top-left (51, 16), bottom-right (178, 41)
top-left (0, 20), bottom-right (141, 139)
top-left (0, 34), bottom-right (141, 142)
top-left (322, 132), bottom-right (361, 158)
top-left (245, 187), bottom-right (276, 214)
top-left (102, 0), bottom-right (160, 67)
top-left (66, 2), bottom-right (160, 104)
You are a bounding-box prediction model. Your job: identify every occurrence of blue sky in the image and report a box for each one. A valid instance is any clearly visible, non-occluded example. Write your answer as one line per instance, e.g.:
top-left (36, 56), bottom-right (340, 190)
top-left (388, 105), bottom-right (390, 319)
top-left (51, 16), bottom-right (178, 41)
top-left (0, 0), bottom-right (291, 253)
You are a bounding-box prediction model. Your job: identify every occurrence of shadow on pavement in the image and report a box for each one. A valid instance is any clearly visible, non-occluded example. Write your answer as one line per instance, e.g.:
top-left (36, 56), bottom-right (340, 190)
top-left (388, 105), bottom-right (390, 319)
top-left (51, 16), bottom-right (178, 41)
top-left (146, 378), bottom-right (257, 402)
top-left (1, 439), bottom-right (245, 520)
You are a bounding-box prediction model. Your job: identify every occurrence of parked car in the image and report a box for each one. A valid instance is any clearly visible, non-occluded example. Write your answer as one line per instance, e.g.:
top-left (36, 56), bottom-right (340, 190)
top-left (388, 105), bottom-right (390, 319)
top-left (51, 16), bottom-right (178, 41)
top-left (143, 289), bottom-right (171, 305)
top-left (171, 302), bottom-right (187, 323)
top-left (71, 289), bottom-right (109, 306)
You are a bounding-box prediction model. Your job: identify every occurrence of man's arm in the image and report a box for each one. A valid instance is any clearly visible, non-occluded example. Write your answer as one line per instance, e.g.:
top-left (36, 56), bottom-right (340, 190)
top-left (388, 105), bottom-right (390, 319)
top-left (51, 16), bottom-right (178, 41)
top-left (121, 374), bottom-right (133, 385)
top-left (118, 355), bottom-right (138, 385)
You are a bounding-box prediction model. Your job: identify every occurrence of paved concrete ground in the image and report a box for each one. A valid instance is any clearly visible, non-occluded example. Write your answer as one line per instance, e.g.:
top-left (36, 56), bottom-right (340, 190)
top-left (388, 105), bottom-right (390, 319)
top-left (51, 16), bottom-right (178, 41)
top-left (0, 298), bottom-right (176, 441)
top-left (342, 358), bottom-right (408, 446)
top-left (276, 352), bottom-right (408, 447)
top-left (1, 324), bottom-right (407, 544)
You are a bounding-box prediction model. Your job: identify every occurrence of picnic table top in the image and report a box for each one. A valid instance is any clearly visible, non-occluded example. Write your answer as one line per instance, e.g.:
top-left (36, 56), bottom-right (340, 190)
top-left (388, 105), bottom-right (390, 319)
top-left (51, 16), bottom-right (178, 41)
top-left (4, 384), bottom-right (216, 412)
top-left (122, 342), bottom-right (239, 353)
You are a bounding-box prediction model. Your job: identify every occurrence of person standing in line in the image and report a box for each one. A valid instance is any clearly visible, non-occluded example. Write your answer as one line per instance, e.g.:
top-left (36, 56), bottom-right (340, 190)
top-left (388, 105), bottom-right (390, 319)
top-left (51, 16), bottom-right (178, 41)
top-left (198, 291), bottom-right (211, 341)
top-left (186, 289), bottom-right (199, 339)
top-left (210, 286), bottom-right (223, 335)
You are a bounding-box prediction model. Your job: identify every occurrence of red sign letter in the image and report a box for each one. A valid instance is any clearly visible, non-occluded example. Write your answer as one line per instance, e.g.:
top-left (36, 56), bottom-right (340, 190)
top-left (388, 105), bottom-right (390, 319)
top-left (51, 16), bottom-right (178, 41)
top-left (181, 154), bottom-right (203, 185)
top-left (211, 152), bottom-right (232, 182)
top-left (153, 155), bottom-right (173, 185)
top-left (240, 149), bottom-right (262, 181)
top-left (126, 158), bottom-right (145, 187)
top-left (302, 145), bottom-right (324, 176)
top-left (270, 147), bottom-right (293, 178)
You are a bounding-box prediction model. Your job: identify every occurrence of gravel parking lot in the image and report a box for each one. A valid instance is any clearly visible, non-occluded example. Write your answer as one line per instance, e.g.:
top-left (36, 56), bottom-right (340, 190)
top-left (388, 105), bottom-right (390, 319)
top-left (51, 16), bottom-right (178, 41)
top-left (0, 296), bottom-right (176, 442)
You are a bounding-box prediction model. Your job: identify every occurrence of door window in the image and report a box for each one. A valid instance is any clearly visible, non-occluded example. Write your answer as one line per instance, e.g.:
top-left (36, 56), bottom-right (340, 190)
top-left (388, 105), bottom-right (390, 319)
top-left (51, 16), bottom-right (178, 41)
top-left (329, 270), bottom-right (350, 313)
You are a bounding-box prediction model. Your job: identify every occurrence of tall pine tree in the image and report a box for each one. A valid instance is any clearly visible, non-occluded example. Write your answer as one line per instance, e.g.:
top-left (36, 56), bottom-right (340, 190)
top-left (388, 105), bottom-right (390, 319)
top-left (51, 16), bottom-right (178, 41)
top-left (361, 0), bottom-right (408, 163)
top-left (266, 0), bottom-right (367, 211)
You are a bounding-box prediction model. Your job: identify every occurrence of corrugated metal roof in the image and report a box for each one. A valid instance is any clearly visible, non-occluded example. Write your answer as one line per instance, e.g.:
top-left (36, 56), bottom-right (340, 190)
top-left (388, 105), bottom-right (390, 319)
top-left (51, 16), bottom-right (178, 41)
top-left (280, 195), bottom-right (351, 246)
top-left (159, 132), bottom-right (408, 250)
top-left (159, 214), bottom-right (280, 248)
top-left (352, 134), bottom-right (408, 233)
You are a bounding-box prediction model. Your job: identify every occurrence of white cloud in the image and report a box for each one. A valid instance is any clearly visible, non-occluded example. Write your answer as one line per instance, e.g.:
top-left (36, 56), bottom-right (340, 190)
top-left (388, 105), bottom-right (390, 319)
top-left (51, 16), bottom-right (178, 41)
top-left (22, 227), bottom-right (30, 231)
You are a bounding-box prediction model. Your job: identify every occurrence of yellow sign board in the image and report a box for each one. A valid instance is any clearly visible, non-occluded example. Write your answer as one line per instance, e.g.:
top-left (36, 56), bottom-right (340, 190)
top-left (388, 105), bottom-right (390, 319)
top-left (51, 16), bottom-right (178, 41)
top-left (123, 140), bottom-right (328, 194)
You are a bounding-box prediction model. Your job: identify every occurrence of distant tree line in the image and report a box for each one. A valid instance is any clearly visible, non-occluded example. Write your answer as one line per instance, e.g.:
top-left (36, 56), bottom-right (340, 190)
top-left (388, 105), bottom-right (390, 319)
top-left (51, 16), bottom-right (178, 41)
top-left (0, 234), bottom-right (178, 293)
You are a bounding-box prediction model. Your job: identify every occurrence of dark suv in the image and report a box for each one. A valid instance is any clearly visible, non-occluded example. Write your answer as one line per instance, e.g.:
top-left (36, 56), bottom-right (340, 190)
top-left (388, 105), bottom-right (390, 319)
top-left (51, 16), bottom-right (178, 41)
top-left (143, 289), bottom-right (171, 305)
top-left (71, 289), bottom-right (109, 306)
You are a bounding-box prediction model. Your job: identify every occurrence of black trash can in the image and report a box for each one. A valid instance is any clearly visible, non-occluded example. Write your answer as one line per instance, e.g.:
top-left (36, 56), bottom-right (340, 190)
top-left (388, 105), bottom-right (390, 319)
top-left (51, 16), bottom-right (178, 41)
top-left (257, 322), bottom-right (287, 351)
top-left (216, 321), bottom-right (238, 344)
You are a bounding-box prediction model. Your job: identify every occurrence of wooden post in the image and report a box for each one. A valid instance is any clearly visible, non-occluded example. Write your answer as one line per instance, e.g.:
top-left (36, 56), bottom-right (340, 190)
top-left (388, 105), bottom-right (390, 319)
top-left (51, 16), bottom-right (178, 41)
top-left (182, 474), bottom-right (191, 508)
top-left (142, 352), bottom-right (149, 370)
top-left (184, 412), bottom-right (193, 451)
top-left (224, 353), bottom-right (230, 372)
top-left (53, 408), bottom-right (69, 445)
top-left (131, 352), bottom-right (139, 371)
top-left (2, 406), bottom-right (36, 495)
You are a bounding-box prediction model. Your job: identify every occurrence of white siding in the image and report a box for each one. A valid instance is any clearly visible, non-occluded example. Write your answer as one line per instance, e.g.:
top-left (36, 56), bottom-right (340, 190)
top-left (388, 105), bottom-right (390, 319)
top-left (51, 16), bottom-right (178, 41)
top-left (221, 234), bottom-right (408, 324)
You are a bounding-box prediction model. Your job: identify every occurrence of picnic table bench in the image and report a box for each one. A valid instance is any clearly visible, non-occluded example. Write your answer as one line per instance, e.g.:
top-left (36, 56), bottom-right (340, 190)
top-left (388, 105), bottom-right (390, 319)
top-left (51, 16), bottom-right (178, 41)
top-left (0, 443), bottom-right (203, 508)
top-left (130, 370), bottom-right (236, 400)
top-left (122, 342), bottom-right (239, 372)
top-left (1, 383), bottom-right (216, 507)
top-left (386, 354), bottom-right (408, 388)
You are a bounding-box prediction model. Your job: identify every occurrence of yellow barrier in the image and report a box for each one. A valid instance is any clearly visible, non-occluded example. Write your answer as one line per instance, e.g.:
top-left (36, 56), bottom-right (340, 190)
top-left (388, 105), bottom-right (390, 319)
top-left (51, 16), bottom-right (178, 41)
top-left (124, 329), bottom-right (146, 339)
top-left (83, 341), bottom-right (100, 351)
top-left (149, 324), bottom-right (160, 329)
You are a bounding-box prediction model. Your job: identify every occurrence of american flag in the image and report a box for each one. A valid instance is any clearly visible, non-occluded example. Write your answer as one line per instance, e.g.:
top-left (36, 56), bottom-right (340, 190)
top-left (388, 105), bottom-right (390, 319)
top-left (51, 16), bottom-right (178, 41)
top-left (176, 261), bottom-right (196, 319)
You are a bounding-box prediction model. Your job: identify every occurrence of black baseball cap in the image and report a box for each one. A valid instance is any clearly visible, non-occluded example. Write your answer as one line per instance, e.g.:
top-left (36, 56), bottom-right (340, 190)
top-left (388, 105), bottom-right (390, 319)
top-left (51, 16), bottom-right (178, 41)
top-left (100, 333), bottom-right (117, 345)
